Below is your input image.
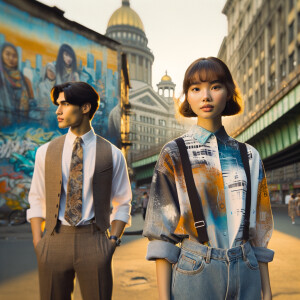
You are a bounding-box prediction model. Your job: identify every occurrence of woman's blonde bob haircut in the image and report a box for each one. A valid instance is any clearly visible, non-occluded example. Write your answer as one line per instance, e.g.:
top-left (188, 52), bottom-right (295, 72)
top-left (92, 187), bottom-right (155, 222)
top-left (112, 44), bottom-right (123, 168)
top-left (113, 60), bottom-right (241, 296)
top-left (179, 57), bottom-right (242, 117)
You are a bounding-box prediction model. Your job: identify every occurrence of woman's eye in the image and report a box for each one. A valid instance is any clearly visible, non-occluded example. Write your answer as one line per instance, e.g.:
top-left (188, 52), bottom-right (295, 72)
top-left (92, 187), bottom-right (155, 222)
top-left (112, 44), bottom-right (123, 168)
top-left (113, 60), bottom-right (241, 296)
top-left (192, 87), bottom-right (200, 91)
top-left (212, 85), bottom-right (221, 90)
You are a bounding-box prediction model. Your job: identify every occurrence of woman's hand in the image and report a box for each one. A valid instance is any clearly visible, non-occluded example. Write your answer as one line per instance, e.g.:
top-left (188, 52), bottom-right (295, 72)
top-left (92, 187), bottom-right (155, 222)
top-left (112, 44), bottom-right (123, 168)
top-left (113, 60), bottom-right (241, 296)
top-left (259, 262), bottom-right (272, 300)
top-left (156, 259), bottom-right (172, 300)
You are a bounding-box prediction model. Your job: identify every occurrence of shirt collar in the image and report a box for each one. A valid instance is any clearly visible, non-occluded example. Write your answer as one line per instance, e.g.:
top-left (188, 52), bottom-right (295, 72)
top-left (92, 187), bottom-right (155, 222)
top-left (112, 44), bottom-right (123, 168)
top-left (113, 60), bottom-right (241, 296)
top-left (189, 125), bottom-right (230, 145)
top-left (66, 127), bottom-right (95, 146)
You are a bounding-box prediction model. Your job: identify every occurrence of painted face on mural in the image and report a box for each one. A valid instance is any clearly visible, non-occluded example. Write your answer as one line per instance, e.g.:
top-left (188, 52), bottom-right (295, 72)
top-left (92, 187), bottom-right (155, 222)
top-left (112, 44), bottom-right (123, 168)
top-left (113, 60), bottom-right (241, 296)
top-left (63, 51), bottom-right (73, 67)
top-left (2, 46), bottom-right (18, 69)
top-left (56, 92), bottom-right (84, 129)
top-left (46, 68), bottom-right (56, 81)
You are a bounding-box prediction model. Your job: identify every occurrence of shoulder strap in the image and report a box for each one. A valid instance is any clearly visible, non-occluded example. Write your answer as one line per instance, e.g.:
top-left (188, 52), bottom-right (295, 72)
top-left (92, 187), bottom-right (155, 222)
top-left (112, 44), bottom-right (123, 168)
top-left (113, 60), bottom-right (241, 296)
top-left (238, 142), bottom-right (251, 241)
top-left (175, 138), bottom-right (209, 243)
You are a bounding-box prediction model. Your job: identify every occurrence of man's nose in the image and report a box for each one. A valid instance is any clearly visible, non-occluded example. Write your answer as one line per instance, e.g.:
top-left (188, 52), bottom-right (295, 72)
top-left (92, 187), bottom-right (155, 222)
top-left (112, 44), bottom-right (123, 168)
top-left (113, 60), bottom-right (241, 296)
top-left (56, 106), bottom-right (62, 115)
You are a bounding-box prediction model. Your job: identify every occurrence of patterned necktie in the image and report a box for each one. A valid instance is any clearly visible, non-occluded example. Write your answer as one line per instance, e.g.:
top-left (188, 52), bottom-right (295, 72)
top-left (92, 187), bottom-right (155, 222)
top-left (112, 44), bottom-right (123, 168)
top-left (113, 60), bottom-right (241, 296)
top-left (65, 137), bottom-right (83, 226)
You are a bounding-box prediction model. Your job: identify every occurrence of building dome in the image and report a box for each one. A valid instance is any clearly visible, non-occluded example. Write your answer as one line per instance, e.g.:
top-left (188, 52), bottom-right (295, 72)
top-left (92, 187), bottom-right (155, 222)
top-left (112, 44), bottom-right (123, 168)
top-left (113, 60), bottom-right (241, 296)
top-left (107, 0), bottom-right (144, 32)
top-left (106, 0), bottom-right (154, 85)
top-left (161, 71), bottom-right (172, 82)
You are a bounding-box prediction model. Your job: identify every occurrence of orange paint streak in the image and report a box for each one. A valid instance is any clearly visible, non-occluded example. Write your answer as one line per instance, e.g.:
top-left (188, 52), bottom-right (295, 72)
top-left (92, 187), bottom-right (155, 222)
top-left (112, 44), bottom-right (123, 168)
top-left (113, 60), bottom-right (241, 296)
top-left (193, 165), bottom-right (226, 213)
top-left (0, 25), bottom-right (116, 71)
top-left (107, 48), bottom-right (118, 71)
top-left (0, 180), bottom-right (8, 193)
top-left (1, 25), bottom-right (57, 68)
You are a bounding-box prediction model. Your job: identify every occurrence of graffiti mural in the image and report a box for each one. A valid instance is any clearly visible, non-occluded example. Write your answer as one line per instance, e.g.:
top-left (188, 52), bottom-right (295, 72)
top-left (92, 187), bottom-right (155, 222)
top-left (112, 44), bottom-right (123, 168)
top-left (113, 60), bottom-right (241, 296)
top-left (0, 0), bottom-right (120, 214)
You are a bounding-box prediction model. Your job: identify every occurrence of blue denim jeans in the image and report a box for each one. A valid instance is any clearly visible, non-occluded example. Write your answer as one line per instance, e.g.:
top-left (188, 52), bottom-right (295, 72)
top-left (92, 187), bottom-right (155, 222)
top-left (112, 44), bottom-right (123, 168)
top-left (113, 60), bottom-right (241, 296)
top-left (171, 239), bottom-right (261, 300)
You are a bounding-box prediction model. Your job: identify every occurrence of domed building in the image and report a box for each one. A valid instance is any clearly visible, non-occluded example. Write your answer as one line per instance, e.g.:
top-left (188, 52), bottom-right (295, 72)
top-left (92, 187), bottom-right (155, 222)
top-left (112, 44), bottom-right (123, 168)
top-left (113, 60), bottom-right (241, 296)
top-left (106, 1), bottom-right (185, 163)
top-left (106, 0), bottom-right (153, 87)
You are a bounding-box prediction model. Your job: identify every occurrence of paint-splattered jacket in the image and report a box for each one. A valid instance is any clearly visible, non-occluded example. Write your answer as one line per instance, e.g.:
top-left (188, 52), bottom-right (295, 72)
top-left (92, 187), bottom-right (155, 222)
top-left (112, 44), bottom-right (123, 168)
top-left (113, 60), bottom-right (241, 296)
top-left (143, 125), bottom-right (274, 263)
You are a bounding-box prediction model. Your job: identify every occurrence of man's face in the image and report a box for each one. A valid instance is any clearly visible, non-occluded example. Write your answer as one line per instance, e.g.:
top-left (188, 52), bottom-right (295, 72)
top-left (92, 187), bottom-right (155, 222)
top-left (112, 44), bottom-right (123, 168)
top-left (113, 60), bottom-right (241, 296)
top-left (56, 92), bottom-right (83, 129)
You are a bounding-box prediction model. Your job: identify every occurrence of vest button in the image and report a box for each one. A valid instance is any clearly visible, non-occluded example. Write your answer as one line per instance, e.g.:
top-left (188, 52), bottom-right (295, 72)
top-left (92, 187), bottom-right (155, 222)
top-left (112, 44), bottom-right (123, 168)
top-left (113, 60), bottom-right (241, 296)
top-left (56, 204), bottom-right (59, 208)
top-left (55, 214), bottom-right (57, 218)
top-left (58, 193), bottom-right (60, 197)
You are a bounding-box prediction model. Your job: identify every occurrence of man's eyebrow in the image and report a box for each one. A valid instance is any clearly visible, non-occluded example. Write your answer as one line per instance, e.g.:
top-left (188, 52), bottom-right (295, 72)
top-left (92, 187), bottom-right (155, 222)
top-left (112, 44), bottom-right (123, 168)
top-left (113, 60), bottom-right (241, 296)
top-left (58, 99), bottom-right (67, 104)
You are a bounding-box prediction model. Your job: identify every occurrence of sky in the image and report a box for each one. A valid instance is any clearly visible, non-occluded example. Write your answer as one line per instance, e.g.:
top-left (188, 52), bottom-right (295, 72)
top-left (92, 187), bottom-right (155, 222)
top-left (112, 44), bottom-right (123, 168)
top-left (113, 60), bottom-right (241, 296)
top-left (37, 0), bottom-right (228, 97)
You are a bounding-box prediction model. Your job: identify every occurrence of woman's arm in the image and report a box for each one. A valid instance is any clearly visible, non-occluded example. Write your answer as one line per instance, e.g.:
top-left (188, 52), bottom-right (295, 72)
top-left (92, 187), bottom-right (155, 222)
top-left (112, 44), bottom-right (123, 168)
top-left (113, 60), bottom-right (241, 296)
top-left (259, 262), bottom-right (272, 300)
top-left (156, 259), bottom-right (172, 300)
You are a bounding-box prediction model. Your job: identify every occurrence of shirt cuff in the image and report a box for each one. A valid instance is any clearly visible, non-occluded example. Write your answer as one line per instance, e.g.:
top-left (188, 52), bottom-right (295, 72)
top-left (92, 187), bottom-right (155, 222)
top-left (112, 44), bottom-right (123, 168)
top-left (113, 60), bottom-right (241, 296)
top-left (253, 246), bottom-right (274, 263)
top-left (146, 240), bottom-right (181, 264)
top-left (110, 212), bottom-right (131, 227)
top-left (26, 208), bottom-right (45, 222)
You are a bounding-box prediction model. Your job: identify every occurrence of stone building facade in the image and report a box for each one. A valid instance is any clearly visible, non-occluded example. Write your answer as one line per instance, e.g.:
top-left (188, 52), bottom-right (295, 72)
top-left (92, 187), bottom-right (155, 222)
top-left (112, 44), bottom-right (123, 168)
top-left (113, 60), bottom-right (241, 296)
top-left (106, 0), bottom-right (186, 162)
top-left (219, 0), bottom-right (300, 203)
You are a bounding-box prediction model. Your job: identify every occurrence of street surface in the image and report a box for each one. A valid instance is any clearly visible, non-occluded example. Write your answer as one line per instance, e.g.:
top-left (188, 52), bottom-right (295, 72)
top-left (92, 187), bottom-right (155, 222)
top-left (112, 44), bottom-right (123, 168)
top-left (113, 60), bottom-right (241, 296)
top-left (0, 206), bottom-right (299, 300)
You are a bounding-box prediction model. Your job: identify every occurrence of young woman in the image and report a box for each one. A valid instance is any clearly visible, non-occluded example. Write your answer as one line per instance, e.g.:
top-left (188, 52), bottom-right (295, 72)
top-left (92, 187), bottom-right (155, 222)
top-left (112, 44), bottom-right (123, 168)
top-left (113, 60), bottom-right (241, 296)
top-left (0, 42), bottom-right (34, 125)
top-left (55, 44), bottom-right (79, 84)
top-left (143, 57), bottom-right (274, 300)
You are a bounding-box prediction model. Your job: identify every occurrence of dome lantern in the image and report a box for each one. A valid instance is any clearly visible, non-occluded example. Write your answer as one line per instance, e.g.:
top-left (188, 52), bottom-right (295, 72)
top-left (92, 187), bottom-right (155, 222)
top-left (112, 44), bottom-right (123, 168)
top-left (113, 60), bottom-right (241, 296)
top-left (157, 71), bottom-right (176, 99)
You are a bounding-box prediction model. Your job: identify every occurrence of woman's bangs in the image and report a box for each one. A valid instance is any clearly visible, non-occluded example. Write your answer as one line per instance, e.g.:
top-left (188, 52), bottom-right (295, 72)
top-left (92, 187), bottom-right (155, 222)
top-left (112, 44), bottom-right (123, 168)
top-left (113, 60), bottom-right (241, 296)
top-left (187, 60), bottom-right (227, 86)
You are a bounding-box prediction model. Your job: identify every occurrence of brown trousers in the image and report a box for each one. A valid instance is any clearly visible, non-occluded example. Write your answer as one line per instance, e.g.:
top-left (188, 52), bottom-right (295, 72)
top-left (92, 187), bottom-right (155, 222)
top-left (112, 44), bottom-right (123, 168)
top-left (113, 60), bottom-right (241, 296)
top-left (35, 223), bottom-right (115, 300)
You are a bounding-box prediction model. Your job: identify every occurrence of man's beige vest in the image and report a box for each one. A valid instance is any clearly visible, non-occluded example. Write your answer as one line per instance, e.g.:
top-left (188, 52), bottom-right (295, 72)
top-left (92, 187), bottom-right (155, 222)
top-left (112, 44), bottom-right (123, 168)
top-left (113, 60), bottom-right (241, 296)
top-left (44, 134), bottom-right (113, 235)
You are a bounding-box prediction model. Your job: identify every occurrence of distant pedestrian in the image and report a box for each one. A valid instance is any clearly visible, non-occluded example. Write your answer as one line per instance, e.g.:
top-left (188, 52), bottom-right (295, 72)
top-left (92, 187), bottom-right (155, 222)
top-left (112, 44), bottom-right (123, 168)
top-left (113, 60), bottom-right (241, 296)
top-left (142, 191), bottom-right (149, 220)
top-left (297, 193), bottom-right (300, 217)
top-left (288, 193), bottom-right (297, 224)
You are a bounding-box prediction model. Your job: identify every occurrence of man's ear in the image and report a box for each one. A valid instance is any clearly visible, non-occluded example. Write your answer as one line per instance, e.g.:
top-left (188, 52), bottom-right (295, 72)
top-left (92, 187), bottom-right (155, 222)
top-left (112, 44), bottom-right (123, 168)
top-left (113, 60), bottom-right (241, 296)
top-left (81, 103), bottom-right (91, 115)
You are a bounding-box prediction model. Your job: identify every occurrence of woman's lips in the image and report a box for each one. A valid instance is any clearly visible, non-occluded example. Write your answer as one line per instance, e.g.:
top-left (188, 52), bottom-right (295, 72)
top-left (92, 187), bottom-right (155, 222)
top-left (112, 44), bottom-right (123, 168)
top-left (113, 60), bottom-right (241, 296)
top-left (201, 105), bottom-right (214, 112)
top-left (57, 118), bottom-right (64, 122)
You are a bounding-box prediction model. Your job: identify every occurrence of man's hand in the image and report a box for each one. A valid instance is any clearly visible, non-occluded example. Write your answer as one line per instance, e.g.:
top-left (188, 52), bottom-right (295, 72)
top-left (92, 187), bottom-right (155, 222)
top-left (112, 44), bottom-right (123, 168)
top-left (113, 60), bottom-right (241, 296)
top-left (30, 217), bottom-right (44, 249)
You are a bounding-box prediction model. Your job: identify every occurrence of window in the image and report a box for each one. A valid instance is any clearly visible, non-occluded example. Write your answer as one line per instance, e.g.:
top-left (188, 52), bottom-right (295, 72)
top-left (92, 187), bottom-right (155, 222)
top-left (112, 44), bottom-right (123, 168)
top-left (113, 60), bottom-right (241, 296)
top-left (268, 73), bottom-right (275, 91)
top-left (260, 83), bottom-right (265, 101)
top-left (159, 119), bottom-right (166, 126)
top-left (289, 0), bottom-right (294, 12)
top-left (280, 60), bottom-right (286, 80)
top-left (260, 58), bottom-right (265, 76)
top-left (248, 96), bottom-right (253, 111)
top-left (269, 46), bottom-right (275, 65)
top-left (289, 21), bottom-right (294, 44)
top-left (268, 19), bottom-right (275, 39)
top-left (289, 52), bottom-right (295, 72)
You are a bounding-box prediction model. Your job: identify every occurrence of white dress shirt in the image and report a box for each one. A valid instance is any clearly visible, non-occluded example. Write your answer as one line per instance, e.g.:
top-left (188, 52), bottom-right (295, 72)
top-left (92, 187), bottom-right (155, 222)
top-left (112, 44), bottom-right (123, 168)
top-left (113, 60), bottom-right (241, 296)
top-left (27, 128), bottom-right (132, 226)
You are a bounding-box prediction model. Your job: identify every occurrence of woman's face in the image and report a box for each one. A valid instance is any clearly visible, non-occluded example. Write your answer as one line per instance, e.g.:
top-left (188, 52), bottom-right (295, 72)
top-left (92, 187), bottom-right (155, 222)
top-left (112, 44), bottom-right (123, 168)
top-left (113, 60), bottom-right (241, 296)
top-left (2, 46), bottom-right (18, 69)
top-left (46, 68), bottom-right (56, 81)
top-left (187, 78), bottom-right (228, 122)
top-left (63, 51), bottom-right (73, 66)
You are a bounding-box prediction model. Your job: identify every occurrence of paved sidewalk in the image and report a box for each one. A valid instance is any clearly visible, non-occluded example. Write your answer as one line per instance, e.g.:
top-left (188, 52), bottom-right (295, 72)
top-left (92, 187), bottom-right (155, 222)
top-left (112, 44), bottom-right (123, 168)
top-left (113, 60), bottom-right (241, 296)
top-left (1, 211), bottom-right (300, 299)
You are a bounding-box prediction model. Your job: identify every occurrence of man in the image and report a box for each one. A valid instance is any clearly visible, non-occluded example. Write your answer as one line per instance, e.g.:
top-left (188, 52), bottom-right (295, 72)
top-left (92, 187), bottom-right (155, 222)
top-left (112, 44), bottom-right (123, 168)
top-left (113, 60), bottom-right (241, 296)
top-left (27, 82), bottom-right (131, 300)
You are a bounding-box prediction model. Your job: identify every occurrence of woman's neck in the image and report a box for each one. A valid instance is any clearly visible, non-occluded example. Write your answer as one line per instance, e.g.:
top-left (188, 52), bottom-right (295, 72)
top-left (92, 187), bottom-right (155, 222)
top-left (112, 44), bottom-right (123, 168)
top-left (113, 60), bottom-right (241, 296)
top-left (197, 117), bottom-right (222, 133)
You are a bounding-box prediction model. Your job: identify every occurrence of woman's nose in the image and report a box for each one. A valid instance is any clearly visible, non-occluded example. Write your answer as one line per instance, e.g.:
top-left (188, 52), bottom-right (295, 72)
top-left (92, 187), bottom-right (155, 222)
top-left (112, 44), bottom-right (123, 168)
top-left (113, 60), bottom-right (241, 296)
top-left (202, 89), bottom-right (211, 101)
